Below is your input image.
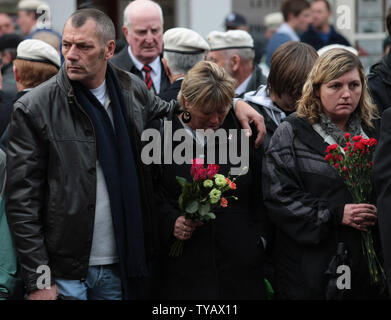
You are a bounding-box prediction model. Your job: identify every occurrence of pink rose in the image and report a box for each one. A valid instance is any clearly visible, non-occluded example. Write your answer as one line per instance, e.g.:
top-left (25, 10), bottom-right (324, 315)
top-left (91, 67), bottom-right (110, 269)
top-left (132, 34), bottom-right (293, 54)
top-left (207, 164), bottom-right (220, 179)
top-left (191, 158), bottom-right (204, 177)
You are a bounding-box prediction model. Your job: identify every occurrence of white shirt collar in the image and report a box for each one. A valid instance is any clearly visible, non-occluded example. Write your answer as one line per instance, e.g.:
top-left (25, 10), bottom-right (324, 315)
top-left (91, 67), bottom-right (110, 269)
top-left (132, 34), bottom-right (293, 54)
top-left (277, 23), bottom-right (300, 42)
top-left (127, 45), bottom-right (161, 73)
top-left (127, 46), bottom-right (162, 93)
top-left (235, 73), bottom-right (252, 96)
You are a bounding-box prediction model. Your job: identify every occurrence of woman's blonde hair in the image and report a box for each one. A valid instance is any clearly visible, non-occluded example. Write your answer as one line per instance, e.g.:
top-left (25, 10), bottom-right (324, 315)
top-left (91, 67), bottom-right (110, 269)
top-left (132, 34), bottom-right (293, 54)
top-left (177, 60), bottom-right (236, 114)
top-left (296, 48), bottom-right (378, 128)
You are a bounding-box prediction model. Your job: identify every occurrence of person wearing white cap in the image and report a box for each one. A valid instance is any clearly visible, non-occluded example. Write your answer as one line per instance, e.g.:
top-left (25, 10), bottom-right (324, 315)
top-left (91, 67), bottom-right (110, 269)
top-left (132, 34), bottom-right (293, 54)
top-left (159, 27), bottom-right (210, 102)
top-left (264, 12), bottom-right (284, 40)
top-left (17, 0), bottom-right (48, 36)
top-left (206, 29), bottom-right (266, 98)
top-left (317, 44), bottom-right (358, 57)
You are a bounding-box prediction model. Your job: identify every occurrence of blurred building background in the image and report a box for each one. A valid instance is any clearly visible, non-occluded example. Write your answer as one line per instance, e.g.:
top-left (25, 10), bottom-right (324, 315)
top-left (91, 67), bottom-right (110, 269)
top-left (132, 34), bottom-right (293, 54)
top-left (0, 0), bottom-right (388, 69)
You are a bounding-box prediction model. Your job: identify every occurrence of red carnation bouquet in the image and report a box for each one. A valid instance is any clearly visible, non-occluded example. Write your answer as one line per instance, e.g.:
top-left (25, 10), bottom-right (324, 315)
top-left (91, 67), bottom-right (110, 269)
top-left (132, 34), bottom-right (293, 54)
top-left (169, 158), bottom-right (239, 257)
top-left (325, 133), bottom-right (386, 288)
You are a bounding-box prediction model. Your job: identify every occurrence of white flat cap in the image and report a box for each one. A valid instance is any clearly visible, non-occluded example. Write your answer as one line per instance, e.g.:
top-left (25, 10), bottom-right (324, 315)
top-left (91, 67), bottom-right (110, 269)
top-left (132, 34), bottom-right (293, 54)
top-left (317, 44), bottom-right (358, 56)
top-left (16, 39), bottom-right (61, 69)
top-left (207, 30), bottom-right (254, 51)
top-left (18, 0), bottom-right (49, 10)
top-left (264, 12), bottom-right (283, 29)
top-left (163, 27), bottom-right (210, 54)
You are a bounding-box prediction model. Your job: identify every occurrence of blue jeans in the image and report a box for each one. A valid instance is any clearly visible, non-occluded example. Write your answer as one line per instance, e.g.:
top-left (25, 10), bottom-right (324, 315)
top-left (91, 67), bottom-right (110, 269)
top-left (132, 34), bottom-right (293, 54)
top-left (55, 264), bottom-right (122, 300)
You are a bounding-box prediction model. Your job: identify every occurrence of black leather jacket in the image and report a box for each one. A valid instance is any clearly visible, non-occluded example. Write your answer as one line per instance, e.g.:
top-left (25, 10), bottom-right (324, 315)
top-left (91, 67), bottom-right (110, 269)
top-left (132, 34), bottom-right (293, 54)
top-left (5, 63), bottom-right (176, 293)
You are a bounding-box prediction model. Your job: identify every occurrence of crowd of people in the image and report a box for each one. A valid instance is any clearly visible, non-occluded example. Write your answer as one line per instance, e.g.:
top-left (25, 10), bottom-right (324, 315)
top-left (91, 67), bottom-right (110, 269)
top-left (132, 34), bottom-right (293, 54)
top-left (0, 0), bottom-right (391, 301)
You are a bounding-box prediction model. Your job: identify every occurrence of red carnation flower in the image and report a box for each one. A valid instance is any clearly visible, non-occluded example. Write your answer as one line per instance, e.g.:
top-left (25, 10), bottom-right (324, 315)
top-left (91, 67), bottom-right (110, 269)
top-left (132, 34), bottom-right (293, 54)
top-left (368, 138), bottom-right (377, 146)
top-left (326, 144), bottom-right (339, 153)
top-left (324, 154), bottom-right (333, 161)
top-left (354, 141), bottom-right (365, 151)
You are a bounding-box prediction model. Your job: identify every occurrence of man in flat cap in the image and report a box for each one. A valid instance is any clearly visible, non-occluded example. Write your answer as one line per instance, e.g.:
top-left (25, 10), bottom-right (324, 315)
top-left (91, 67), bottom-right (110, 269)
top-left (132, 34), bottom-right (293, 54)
top-left (264, 12), bottom-right (284, 41)
top-left (207, 29), bottom-right (266, 98)
top-left (224, 12), bottom-right (267, 65)
top-left (111, 0), bottom-right (170, 95)
top-left (158, 27), bottom-right (209, 102)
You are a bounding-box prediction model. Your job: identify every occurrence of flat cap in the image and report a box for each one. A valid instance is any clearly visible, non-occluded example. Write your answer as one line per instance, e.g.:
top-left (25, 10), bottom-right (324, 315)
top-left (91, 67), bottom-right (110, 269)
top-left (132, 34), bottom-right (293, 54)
top-left (16, 39), bottom-right (61, 68)
top-left (163, 27), bottom-right (210, 54)
top-left (18, 0), bottom-right (49, 10)
top-left (0, 33), bottom-right (23, 51)
top-left (225, 13), bottom-right (247, 27)
top-left (207, 30), bottom-right (254, 51)
top-left (264, 12), bottom-right (283, 29)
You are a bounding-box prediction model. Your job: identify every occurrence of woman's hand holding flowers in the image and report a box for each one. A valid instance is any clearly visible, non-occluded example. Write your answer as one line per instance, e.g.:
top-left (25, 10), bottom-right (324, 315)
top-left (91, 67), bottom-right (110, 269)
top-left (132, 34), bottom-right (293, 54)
top-left (342, 203), bottom-right (377, 231)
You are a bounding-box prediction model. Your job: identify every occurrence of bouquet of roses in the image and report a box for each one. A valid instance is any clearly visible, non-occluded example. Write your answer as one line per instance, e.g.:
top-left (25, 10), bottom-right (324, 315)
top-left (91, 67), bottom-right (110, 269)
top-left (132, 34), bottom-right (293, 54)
top-left (169, 158), bottom-right (238, 257)
top-left (324, 133), bottom-right (386, 289)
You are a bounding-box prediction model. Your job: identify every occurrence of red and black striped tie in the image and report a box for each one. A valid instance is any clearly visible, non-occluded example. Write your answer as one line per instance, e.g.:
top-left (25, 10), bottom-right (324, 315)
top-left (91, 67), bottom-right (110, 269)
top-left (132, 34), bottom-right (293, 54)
top-left (142, 64), bottom-right (153, 91)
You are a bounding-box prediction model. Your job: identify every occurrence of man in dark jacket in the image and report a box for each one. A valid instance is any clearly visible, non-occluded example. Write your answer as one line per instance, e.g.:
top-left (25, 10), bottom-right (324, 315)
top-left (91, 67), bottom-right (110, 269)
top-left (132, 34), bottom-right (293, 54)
top-left (5, 8), bottom-right (267, 301)
top-left (301, 0), bottom-right (350, 51)
top-left (5, 8), bottom-right (179, 301)
top-left (110, 0), bottom-right (170, 95)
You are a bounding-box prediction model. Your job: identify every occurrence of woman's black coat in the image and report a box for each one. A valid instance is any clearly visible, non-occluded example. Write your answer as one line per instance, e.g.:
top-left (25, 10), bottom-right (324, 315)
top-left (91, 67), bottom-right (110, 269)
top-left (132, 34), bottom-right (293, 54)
top-left (262, 114), bottom-right (382, 299)
top-left (151, 110), bottom-right (270, 299)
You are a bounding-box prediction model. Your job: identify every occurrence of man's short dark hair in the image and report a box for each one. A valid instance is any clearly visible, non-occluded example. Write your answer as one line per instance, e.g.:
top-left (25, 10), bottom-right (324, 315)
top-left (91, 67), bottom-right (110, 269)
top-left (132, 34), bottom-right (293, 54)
top-left (68, 8), bottom-right (115, 45)
top-left (281, 0), bottom-right (310, 21)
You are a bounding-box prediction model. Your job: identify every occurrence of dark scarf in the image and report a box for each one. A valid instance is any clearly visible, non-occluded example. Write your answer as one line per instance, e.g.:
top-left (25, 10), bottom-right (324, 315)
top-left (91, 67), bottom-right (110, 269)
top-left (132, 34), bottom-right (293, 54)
top-left (318, 111), bottom-right (362, 146)
top-left (73, 64), bottom-right (148, 299)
